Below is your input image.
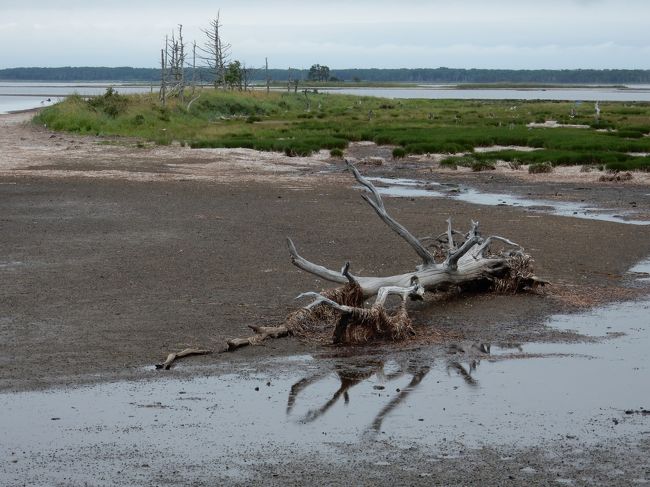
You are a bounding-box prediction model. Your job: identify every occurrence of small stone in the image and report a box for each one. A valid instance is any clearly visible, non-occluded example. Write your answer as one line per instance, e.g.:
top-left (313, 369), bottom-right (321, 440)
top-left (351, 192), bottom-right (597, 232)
top-left (373, 385), bottom-right (385, 390)
top-left (254, 386), bottom-right (259, 391)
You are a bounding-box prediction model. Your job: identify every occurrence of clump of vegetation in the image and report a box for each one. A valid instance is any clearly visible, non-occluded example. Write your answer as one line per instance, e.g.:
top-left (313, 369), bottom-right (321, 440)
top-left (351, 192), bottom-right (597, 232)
top-left (508, 159), bottom-right (522, 170)
top-left (33, 91), bottom-right (650, 172)
top-left (330, 148), bottom-right (344, 158)
top-left (440, 155), bottom-right (477, 169)
top-left (528, 162), bottom-right (553, 174)
top-left (87, 87), bottom-right (128, 118)
top-left (471, 160), bottom-right (496, 172)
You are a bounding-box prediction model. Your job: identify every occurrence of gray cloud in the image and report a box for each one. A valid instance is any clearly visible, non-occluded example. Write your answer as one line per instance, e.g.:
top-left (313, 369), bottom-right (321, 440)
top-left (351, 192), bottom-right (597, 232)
top-left (1, 0), bottom-right (648, 69)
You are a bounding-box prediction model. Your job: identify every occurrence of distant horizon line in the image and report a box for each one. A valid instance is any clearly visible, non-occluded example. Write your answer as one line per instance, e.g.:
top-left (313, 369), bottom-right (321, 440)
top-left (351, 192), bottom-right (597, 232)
top-left (2, 66), bottom-right (650, 72)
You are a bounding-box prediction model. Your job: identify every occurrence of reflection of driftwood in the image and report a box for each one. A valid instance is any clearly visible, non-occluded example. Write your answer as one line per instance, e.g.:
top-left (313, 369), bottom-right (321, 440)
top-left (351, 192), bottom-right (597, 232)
top-left (287, 360), bottom-right (430, 430)
top-left (445, 341), bottom-right (491, 385)
top-left (155, 348), bottom-right (212, 370)
top-left (298, 365), bottom-right (379, 423)
top-left (287, 372), bottom-right (331, 414)
top-left (369, 366), bottom-right (430, 433)
top-left (446, 361), bottom-right (478, 386)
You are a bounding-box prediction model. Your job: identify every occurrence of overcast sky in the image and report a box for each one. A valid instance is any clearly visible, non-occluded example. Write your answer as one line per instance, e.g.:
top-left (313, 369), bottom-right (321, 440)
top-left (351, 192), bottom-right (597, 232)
top-left (1, 0), bottom-right (649, 70)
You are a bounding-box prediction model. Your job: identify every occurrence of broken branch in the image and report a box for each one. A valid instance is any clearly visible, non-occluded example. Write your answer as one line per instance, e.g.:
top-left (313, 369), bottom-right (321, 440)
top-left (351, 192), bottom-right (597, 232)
top-left (155, 348), bottom-right (212, 370)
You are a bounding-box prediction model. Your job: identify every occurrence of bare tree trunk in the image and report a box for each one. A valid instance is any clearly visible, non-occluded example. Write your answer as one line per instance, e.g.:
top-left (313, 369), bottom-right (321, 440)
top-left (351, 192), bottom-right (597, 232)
top-left (160, 48), bottom-right (166, 106)
top-left (265, 57), bottom-right (270, 93)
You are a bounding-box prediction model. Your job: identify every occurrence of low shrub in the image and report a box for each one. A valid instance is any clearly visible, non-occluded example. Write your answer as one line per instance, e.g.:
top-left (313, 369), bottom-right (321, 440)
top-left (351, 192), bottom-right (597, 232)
top-left (330, 148), bottom-right (344, 158)
top-left (87, 87), bottom-right (128, 118)
top-left (528, 162), bottom-right (553, 174)
top-left (392, 147), bottom-right (407, 159)
top-left (508, 159), bottom-right (522, 170)
top-left (471, 160), bottom-right (496, 172)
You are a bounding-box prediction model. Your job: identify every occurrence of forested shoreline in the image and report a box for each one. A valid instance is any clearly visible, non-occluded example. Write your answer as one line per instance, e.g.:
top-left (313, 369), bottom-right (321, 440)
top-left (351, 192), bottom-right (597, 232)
top-left (2, 66), bottom-right (650, 84)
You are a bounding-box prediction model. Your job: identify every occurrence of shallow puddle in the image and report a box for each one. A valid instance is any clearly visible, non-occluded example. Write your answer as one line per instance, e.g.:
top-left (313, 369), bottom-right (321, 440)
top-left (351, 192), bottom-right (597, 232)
top-left (1, 299), bottom-right (649, 484)
top-left (630, 258), bottom-right (650, 275)
top-left (367, 177), bottom-right (650, 225)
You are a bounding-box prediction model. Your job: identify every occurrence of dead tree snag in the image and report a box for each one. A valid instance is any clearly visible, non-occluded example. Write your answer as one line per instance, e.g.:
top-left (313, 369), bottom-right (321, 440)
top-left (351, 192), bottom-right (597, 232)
top-left (223, 161), bottom-right (544, 351)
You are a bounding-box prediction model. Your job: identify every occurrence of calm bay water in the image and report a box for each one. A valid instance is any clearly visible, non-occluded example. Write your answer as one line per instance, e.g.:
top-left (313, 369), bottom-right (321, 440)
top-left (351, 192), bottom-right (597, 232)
top-left (323, 85), bottom-right (650, 102)
top-left (2, 82), bottom-right (650, 114)
top-left (0, 82), bottom-right (155, 114)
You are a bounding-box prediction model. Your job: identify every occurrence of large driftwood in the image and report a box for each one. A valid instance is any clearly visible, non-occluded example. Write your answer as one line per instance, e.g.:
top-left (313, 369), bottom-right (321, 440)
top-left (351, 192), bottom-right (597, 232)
top-left (288, 161), bottom-right (544, 299)
top-left (223, 160), bottom-right (544, 351)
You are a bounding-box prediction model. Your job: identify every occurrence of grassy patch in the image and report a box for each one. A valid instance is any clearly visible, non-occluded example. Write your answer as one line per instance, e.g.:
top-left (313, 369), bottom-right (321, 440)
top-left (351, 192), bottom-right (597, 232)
top-left (35, 88), bottom-right (650, 170)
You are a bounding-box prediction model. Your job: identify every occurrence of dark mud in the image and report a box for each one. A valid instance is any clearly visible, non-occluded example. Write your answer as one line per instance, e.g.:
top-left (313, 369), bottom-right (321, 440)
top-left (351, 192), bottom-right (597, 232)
top-left (2, 173), bottom-right (649, 392)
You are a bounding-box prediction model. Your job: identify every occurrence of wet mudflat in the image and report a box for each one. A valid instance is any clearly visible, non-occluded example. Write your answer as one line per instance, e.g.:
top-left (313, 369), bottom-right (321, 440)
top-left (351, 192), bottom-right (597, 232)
top-left (1, 298), bottom-right (649, 485)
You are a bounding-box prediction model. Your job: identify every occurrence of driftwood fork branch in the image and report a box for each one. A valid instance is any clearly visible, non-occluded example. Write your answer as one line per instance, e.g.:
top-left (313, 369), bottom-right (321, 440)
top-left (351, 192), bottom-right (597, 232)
top-left (287, 160), bottom-right (543, 300)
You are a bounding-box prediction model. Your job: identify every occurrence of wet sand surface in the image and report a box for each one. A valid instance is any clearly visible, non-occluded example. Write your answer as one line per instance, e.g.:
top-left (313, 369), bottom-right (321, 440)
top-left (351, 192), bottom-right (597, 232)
top-left (1, 111), bottom-right (649, 485)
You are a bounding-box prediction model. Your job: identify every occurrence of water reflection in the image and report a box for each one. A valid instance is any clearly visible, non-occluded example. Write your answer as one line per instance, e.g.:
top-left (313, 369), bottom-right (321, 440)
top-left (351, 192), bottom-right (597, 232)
top-left (287, 343), bottom-right (494, 429)
top-left (2, 300), bottom-right (649, 485)
top-left (368, 365), bottom-right (430, 434)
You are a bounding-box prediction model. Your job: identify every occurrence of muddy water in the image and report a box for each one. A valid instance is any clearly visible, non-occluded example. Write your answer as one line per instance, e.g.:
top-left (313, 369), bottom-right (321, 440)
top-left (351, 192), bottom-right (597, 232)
top-left (1, 298), bottom-right (649, 485)
top-left (367, 177), bottom-right (650, 225)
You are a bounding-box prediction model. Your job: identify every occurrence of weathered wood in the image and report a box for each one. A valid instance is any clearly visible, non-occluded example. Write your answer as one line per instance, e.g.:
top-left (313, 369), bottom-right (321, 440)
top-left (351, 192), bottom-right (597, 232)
top-left (288, 162), bottom-right (543, 299)
top-left (226, 324), bottom-right (289, 351)
top-left (155, 348), bottom-right (212, 370)
top-left (347, 161), bottom-right (436, 267)
top-left (225, 162), bottom-right (545, 351)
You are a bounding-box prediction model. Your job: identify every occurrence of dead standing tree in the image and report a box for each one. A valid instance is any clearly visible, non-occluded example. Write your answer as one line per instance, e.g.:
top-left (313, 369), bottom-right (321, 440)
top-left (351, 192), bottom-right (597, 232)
top-left (200, 12), bottom-right (231, 89)
top-left (225, 161), bottom-right (544, 352)
top-left (160, 25), bottom-right (187, 105)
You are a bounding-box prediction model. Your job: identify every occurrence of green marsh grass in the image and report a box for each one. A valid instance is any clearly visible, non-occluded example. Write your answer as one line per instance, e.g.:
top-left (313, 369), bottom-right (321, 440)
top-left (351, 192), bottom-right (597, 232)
top-left (36, 88), bottom-right (650, 170)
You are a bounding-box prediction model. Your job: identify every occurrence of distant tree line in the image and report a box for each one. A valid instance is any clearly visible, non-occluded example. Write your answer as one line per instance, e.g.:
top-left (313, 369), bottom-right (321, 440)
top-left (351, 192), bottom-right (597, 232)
top-left (3, 66), bottom-right (650, 84)
top-left (0, 67), bottom-right (160, 82)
